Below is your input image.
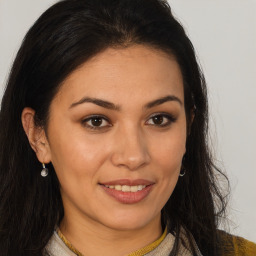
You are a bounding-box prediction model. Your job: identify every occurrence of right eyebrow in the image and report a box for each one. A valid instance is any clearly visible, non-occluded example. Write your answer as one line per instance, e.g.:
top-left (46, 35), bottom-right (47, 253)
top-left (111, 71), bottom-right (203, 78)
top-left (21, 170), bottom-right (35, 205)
top-left (69, 97), bottom-right (121, 111)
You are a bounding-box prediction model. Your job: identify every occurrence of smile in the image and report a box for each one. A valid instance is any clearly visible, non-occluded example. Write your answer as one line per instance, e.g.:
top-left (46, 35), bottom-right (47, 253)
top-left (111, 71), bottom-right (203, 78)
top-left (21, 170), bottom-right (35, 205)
top-left (103, 184), bottom-right (147, 192)
top-left (100, 179), bottom-right (154, 204)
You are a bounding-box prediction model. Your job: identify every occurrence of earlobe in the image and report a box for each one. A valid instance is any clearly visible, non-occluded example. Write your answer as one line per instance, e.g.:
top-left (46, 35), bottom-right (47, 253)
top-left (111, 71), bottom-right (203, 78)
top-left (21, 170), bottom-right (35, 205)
top-left (21, 107), bottom-right (51, 164)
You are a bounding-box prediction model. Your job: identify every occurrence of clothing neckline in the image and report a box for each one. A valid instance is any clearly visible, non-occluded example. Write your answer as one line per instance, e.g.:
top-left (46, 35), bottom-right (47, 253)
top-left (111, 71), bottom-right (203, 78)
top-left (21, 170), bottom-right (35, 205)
top-left (56, 226), bottom-right (168, 256)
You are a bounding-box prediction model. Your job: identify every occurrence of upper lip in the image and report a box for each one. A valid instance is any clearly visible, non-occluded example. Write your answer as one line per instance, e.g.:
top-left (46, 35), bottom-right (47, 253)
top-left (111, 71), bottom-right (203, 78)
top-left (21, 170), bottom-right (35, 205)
top-left (100, 179), bottom-right (154, 186)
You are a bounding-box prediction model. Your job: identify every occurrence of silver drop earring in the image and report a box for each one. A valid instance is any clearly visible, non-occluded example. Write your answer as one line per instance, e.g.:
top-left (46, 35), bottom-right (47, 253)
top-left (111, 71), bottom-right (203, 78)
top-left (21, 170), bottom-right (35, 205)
top-left (179, 168), bottom-right (186, 177)
top-left (179, 156), bottom-right (186, 177)
top-left (41, 163), bottom-right (49, 177)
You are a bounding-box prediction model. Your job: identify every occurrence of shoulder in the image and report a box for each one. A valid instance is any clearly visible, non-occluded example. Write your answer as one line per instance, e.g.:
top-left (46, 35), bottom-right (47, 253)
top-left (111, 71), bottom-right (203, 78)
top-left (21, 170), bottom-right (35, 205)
top-left (43, 230), bottom-right (77, 256)
top-left (218, 230), bottom-right (256, 256)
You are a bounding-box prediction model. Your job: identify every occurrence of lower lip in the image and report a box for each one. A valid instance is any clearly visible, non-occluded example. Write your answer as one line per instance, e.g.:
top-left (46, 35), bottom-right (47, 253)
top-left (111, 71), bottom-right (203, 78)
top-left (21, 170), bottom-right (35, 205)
top-left (101, 185), bottom-right (154, 204)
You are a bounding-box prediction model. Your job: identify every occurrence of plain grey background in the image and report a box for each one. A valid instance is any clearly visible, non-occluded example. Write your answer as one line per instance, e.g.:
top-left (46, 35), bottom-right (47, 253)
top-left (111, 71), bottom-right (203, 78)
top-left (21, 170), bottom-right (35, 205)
top-left (0, 0), bottom-right (255, 242)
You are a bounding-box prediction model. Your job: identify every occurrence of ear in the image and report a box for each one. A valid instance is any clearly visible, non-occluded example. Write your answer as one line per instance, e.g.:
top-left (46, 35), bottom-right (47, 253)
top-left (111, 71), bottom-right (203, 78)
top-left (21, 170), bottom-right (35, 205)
top-left (21, 107), bottom-right (51, 164)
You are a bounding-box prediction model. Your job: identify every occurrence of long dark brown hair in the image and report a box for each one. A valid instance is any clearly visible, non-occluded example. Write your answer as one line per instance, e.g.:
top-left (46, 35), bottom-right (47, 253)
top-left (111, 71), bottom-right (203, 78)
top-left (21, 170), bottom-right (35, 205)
top-left (0, 0), bottom-right (229, 255)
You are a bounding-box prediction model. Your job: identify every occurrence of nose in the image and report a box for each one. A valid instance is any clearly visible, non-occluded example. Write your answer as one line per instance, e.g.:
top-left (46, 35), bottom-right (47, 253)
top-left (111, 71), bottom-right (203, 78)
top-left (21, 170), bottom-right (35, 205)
top-left (110, 126), bottom-right (150, 171)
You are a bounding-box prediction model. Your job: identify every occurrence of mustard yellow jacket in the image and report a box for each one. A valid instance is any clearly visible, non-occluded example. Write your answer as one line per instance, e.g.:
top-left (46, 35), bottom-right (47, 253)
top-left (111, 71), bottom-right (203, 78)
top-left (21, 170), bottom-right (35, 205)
top-left (219, 231), bottom-right (256, 256)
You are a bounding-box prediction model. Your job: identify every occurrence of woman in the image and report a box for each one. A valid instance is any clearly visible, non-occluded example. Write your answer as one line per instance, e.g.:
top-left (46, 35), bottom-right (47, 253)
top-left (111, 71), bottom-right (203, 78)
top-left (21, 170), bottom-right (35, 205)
top-left (0, 0), bottom-right (255, 255)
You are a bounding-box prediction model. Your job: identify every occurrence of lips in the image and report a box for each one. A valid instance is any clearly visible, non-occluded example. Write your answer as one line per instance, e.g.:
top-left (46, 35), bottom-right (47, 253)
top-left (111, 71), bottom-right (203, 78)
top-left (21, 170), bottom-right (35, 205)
top-left (100, 179), bottom-right (154, 204)
top-left (103, 184), bottom-right (147, 192)
top-left (100, 179), bottom-right (153, 186)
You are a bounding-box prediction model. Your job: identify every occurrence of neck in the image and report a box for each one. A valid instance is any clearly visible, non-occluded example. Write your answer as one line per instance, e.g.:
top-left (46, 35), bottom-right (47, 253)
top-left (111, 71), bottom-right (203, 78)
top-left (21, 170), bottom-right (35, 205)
top-left (59, 213), bottom-right (162, 256)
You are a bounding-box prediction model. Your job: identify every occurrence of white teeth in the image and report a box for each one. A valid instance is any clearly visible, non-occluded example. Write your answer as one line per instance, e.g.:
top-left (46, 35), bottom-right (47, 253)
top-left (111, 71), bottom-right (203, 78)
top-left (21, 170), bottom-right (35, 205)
top-left (137, 185), bottom-right (143, 191)
top-left (122, 185), bottom-right (130, 192)
top-left (104, 184), bottom-right (146, 192)
top-left (115, 185), bottom-right (122, 191)
top-left (130, 186), bottom-right (138, 192)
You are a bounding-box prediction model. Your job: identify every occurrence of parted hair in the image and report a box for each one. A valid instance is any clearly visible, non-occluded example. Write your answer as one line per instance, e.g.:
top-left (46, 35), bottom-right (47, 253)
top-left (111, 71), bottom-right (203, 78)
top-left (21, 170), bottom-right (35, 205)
top-left (0, 0), bottom-right (228, 255)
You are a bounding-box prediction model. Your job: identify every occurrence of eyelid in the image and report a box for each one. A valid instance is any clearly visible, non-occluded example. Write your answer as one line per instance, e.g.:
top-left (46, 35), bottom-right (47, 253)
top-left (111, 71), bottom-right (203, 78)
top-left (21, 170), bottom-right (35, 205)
top-left (82, 114), bottom-right (109, 121)
top-left (81, 112), bottom-right (176, 130)
top-left (146, 112), bottom-right (176, 126)
top-left (81, 115), bottom-right (112, 130)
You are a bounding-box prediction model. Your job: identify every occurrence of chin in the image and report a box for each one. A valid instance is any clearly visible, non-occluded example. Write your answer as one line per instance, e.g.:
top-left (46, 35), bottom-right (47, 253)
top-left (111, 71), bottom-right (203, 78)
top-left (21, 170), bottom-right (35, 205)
top-left (100, 209), bottom-right (160, 231)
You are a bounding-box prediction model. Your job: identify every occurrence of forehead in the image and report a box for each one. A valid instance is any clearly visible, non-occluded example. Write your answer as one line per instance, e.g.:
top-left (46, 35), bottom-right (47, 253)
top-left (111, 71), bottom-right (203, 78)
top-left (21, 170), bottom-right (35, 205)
top-left (54, 45), bottom-right (184, 106)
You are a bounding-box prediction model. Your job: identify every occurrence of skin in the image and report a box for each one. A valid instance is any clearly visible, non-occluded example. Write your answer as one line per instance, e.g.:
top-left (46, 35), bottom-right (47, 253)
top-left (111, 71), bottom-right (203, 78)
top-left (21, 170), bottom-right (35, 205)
top-left (22, 45), bottom-right (187, 256)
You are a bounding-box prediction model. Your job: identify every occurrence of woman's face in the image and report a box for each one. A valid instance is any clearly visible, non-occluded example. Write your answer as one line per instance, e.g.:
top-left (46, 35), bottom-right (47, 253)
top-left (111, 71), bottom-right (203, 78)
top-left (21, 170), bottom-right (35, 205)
top-left (45, 45), bottom-right (187, 231)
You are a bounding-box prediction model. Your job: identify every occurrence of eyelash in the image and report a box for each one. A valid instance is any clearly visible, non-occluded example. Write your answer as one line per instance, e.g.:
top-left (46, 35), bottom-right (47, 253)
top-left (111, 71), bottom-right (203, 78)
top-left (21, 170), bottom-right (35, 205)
top-left (81, 115), bottom-right (111, 130)
top-left (146, 113), bottom-right (176, 127)
top-left (81, 113), bottom-right (176, 130)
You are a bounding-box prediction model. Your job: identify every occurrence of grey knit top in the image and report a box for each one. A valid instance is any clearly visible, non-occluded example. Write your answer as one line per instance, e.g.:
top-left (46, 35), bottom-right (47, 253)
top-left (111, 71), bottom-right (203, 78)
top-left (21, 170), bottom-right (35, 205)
top-left (44, 230), bottom-right (202, 256)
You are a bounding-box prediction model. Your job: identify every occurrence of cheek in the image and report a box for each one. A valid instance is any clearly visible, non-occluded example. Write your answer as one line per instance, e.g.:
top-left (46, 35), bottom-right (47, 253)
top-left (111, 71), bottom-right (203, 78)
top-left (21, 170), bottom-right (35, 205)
top-left (151, 130), bottom-right (186, 170)
top-left (152, 133), bottom-right (185, 205)
top-left (47, 121), bottom-right (110, 185)
top-left (149, 124), bottom-right (186, 203)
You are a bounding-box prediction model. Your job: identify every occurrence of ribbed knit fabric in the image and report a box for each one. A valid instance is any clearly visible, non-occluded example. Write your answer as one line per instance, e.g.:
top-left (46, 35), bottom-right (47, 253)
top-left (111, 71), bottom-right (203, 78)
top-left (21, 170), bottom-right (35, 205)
top-left (218, 231), bottom-right (256, 256)
top-left (44, 231), bottom-right (77, 256)
top-left (44, 230), bottom-right (199, 256)
top-left (44, 229), bottom-right (256, 256)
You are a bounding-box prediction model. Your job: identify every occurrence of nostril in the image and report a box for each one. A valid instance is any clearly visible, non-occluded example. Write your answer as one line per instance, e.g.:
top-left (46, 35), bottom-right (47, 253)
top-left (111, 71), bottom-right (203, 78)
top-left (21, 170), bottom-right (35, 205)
top-left (110, 131), bottom-right (150, 170)
top-left (110, 152), bottom-right (150, 170)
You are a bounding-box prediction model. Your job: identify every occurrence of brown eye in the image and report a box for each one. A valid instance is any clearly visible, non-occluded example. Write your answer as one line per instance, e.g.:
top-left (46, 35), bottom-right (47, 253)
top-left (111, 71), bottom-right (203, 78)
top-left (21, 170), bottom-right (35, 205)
top-left (152, 115), bottom-right (164, 125)
top-left (91, 117), bottom-right (103, 127)
top-left (82, 115), bottom-right (111, 130)
top-left (146, 114), bottom-right (176, 127)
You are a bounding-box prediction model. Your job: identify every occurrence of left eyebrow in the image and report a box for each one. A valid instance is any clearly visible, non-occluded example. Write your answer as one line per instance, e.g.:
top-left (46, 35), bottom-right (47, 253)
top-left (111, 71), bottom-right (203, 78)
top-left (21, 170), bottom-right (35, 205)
top-left (144, 95), bottom-right (182, 109)
top-left (69, 94), bottom-right (182, 110)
